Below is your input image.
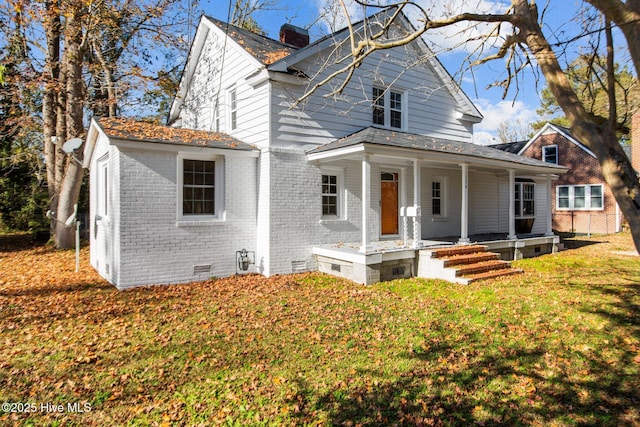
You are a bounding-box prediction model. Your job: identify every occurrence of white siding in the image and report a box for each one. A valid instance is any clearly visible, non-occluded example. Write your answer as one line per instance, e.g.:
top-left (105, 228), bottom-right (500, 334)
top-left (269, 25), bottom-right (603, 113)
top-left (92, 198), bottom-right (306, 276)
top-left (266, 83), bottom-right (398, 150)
top-left (421, 167), bottom-right (462, 239)
top-left (179, 24), bottom-right (270, 148)
top-left (469, 171), bottom-right (500, 234)
top-left (269, 42), bottom-right (474, 149)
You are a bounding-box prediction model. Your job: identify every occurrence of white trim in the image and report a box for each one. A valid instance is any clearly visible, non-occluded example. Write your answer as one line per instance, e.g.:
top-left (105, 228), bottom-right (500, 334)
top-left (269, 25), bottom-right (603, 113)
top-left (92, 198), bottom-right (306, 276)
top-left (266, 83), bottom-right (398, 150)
top-left (542, 144), bottom-right (558, 164)
top-left (556, 183), bottom-right (605, 211)
top-left (372, 85), bottom-right (408, 131)
top-left (519, 123), bottom-right (596, 158)
top-left (227, 85), bottom-right (237, 131)
top-left (320, 166), bottom-right (346, 220)
top-left (430, 175), bottom-right (449, 219)
top-left (176, 153), bottom-right (226, 222)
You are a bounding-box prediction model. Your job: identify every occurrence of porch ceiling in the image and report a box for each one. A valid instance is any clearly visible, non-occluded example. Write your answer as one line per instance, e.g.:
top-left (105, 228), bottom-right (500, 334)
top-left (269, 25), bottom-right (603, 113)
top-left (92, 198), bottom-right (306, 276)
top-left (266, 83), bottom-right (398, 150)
top-left (306, 127), bottom-right (567, 175)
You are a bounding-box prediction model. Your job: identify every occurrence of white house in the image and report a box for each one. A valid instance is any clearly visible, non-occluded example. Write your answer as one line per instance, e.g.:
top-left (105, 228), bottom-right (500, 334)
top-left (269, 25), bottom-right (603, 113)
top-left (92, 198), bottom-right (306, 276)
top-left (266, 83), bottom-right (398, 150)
top-left (84, 10), bottom-right (566, 289)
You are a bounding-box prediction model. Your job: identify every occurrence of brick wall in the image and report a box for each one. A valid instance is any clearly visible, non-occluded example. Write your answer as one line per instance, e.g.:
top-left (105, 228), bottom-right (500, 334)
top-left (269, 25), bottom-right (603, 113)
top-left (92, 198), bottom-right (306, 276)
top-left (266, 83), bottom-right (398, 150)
top-left (633, 111), bottom-right (640, 173)
top-left (114, 149), bottom-right (258, 289)
top-left (522, 129), bottom-right (619, 234)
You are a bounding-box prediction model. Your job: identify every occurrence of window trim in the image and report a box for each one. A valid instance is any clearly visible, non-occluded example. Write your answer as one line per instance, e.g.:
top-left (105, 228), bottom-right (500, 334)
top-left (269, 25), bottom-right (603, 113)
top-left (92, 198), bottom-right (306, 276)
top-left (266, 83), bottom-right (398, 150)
top-left (227, 86), bottom-right (237, 131)
top-left (515, 181), bottom-right (535, 218)
top-left (431, 176), bottom-right (448, 218)
top-left (320, 167), bottom-right (346, 221)
top-left (542, 145), bottom-right (558, 164)
top-left (372, 85), bottom-right (406, 130)
top-left (177, 153), bottom-right (225, 222)
top-left (556, 184), bottom-right (604, 211)
top-left (97, 155), bottom-right (109, 218)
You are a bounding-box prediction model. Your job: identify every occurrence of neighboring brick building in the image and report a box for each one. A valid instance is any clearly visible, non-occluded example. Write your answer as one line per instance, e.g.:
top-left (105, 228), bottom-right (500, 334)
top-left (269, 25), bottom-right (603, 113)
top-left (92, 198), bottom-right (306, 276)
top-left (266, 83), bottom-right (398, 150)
top-left (493, 123), bottom-right (624, 235)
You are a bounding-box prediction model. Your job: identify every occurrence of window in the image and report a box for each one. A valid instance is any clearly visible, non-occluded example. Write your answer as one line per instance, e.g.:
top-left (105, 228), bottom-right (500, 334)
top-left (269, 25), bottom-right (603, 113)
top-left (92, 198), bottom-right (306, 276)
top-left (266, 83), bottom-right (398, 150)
top-left (322, 174), bottom-right (338, 216)
top-left (556, 184), bottom-right (603, 210)
top-left (97, 156), bottom-right (109, 217)
top-left (178, 155), bottom-right (224, 221)
top-left (515, 181), bottom-right (535, 217)
top-left (432, 181), bottom-right (442, 215)
top-left (372, 87), bottom-right (385, 126)
top-left (372, 86), bottom-right (404, 129)
top-left (321, 168), bottom-right (345, 219)
top-left (228, 87), bottom-right (237, 130)
top-left (183, 159), bottom-right (215, 215)
top-left (543, 145), bottom-right (558, 164)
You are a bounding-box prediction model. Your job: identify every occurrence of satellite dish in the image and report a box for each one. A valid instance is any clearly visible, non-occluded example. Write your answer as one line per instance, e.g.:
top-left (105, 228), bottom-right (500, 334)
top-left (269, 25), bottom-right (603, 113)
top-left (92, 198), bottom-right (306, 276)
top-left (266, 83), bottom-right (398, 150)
top-left (62, 138), bottom-right (82, 153)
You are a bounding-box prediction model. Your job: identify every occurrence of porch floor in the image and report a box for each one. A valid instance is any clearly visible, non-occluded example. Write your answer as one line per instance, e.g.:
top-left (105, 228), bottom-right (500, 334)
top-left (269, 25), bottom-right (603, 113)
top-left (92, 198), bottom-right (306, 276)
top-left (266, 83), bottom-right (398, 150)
top-left (314, 233), bottom-right (548, 255)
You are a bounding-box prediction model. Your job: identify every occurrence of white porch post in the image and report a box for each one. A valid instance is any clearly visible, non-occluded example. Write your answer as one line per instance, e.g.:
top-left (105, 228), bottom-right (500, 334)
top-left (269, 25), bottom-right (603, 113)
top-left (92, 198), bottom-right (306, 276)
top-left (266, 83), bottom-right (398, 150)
top-left (360, 154), bottom-right (372, 253)
top-left (545, 174), bottom-right (554, 236)
top-left (507, 169), bottom-right (517, 240)
top-left (412, 160), bottom-right (422, 248)
top-left (459, 163), bottom-right (470, 244)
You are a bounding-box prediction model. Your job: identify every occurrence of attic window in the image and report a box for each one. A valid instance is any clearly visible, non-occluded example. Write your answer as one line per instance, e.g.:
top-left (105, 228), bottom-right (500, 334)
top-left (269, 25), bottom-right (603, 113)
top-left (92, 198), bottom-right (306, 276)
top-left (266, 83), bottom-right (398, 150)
top-left (543, 145), bottom-right (558, 164)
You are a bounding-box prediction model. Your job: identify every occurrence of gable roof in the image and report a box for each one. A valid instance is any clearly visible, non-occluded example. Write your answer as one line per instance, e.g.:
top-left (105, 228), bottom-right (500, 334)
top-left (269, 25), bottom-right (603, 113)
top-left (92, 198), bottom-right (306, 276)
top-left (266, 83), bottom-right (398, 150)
top-left (267, 9), bottom-right (482, 123)
top-left (516, 122), bottom-right (596, 158)
top-left (203, 16), bottom-right (299, 66)
top-left (308, 127), bottom-right (566, 173)
top-left (170, 9), bottom-right (483, 125)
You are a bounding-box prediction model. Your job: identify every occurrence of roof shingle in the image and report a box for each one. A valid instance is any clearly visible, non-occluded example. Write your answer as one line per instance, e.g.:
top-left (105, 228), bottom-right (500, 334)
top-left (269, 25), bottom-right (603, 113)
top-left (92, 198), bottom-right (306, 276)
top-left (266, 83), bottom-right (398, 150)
top-left (96, 117), bottom-right (256, 151)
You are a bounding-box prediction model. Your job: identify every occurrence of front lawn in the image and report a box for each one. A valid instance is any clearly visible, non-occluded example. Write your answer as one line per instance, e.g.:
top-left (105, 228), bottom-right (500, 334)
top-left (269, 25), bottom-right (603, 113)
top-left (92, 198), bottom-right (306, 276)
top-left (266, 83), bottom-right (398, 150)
top-left (0, 233), bottom-right (639, 426)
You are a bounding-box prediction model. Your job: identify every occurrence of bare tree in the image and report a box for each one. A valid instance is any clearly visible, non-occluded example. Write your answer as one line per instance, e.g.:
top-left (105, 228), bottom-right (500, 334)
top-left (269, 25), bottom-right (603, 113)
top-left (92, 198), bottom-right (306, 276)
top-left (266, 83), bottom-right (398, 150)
top-left (303, 0), bottom-right (640, 252)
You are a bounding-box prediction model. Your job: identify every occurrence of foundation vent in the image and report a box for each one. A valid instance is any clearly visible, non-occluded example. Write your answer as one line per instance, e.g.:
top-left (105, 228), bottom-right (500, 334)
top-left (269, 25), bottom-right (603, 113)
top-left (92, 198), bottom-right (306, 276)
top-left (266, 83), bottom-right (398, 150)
top-left (193, 264), bottom-right (212, 275)
top-left (291, 260), bottom-right (307, 273)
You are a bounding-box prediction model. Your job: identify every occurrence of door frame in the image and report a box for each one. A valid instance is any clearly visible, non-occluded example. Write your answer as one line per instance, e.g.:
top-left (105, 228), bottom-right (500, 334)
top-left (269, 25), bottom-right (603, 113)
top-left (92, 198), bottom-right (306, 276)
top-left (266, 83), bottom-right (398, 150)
top-left (380, 168), bottom-right (404, 237)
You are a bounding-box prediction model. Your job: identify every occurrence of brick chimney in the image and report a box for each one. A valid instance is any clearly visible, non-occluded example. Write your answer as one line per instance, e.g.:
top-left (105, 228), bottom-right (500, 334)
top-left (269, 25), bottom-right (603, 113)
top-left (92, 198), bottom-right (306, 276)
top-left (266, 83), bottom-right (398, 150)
top-left (633, 110), bottom-right (640, 174)
top-left (279, 24), bottom-right (309, 48)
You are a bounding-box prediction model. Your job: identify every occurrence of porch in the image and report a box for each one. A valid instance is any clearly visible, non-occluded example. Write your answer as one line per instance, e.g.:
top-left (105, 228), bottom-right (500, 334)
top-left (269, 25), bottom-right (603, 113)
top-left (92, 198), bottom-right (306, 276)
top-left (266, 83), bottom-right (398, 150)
top-left (312, 234), bottom-right (560, 285)
top-left (306, 127), bottom-right (566, 284)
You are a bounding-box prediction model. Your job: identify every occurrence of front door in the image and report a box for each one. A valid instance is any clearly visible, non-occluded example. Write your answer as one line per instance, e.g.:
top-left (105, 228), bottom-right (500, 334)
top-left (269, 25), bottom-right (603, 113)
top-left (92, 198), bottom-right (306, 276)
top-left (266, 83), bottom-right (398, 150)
top-left (381, 172), bottom-right (399, 235)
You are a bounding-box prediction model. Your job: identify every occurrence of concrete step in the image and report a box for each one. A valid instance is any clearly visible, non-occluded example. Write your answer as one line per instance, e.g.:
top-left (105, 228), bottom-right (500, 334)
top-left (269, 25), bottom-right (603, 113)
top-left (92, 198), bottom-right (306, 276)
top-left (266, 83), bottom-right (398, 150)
top-left (442, 251), bottom-right (499, 267)
top-left (454, 260), bottom-right (511, 276)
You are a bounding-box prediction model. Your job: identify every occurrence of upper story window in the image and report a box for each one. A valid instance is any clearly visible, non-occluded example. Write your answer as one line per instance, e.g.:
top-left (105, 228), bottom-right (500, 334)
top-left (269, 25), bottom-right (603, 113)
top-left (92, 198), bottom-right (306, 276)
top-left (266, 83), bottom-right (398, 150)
top-left (372, 86), bottom-right (405, 130)
top-left (557, 184), bottom-right (603, 210)
top-left (228, 87), bottom-right (237, 131)
top-left (542, 145), bottom-right (558, 164)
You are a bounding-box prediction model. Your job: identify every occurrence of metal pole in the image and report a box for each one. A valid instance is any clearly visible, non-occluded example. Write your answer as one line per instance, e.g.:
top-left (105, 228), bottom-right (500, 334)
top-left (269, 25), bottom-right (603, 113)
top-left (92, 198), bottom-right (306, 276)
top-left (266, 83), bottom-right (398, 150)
top-left (75, 220), bottom-right (80, 272)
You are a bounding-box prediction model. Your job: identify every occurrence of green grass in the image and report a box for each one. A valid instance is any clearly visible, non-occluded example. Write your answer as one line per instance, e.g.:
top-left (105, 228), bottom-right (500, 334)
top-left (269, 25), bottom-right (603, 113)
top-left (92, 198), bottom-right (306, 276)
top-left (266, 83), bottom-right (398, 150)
top-left (0, 232), bottom-right (639, 425)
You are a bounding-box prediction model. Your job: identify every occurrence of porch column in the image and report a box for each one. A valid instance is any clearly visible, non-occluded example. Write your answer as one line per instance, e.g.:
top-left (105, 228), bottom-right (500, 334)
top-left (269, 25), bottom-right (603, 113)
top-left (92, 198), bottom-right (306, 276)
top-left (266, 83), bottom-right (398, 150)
top-left (507, 169), bottom-right (517, 240)
top-left (360, 154), bottom-right (373, 253)
top-left (459, 163), bottom-right (470, 244)
top-left (412, 160), bottom-right (422, 248)
top-left (545, 174), bottom-right (554, 236)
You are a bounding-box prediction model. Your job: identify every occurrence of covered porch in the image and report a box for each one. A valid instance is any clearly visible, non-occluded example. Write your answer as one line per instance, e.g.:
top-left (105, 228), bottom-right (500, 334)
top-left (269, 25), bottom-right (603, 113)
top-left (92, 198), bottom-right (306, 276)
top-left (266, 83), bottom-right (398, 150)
top-left (307, 127), bottom-right (566, 284)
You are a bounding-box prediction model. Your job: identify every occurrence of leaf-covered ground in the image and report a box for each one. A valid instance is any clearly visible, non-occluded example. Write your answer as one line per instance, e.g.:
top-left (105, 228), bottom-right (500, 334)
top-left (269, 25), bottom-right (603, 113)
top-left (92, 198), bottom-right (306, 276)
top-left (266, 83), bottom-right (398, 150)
top-left (1, 233), bottom-right (639, 426)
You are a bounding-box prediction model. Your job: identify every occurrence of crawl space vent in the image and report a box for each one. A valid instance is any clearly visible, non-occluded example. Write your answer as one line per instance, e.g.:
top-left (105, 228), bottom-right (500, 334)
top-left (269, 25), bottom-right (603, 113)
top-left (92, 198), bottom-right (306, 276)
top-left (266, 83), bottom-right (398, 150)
top-left (291, 260), bottom-right (307, 273)
top-left (193, 264), bottom-right (212, 275)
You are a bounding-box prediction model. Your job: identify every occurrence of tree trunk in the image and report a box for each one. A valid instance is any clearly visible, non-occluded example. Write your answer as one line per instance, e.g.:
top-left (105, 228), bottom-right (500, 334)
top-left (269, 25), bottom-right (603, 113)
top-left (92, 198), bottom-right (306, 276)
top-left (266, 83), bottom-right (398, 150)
top-left (515, 0), bottom-right (640, 252)
top-left (43, 0), bottom-right (60, 237)
top-left (54, 8), bottom-right (87, 249)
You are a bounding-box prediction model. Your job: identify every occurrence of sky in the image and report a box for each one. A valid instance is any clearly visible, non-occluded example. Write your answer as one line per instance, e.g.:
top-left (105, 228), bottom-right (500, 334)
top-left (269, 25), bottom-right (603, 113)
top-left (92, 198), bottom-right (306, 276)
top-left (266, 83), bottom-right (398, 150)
top-left (197, 0), bottom-right (621, 145)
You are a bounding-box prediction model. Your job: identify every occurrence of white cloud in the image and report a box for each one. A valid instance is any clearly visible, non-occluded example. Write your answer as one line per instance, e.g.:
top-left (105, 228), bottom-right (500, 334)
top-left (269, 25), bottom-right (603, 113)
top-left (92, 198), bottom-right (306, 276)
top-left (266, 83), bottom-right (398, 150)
top-left (472, 98), bottom-right (539, 145)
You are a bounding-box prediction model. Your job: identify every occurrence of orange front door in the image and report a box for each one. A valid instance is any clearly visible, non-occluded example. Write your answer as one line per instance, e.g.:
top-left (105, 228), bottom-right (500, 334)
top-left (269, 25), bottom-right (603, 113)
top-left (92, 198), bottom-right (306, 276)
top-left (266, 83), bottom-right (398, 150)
top-left (381, 172), bottom-right (399, 235)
